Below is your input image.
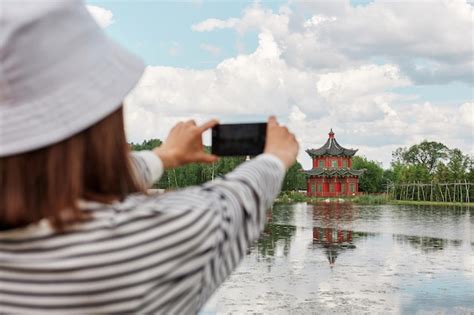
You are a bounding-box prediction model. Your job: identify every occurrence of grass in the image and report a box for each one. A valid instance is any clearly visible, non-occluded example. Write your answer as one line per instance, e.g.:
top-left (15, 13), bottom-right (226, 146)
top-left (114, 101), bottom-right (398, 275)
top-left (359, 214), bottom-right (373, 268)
top-left (275, 192), bottom-right (474, 207)
top-left (276, 191), bottom-right (307, 203)
top-left (389, 200), bottom-right (474, 207)
top-left (275, 191), bottom-right (389, 205)
top-left (351, 194), bottom-right (388, 205)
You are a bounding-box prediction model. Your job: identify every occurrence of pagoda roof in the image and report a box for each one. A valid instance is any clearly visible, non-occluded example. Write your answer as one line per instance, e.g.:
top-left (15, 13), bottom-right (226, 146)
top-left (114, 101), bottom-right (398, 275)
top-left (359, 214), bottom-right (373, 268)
top-left (303, 168), bottom-right (365, 177)
top-left (306, 129), bottom-right (358, 157)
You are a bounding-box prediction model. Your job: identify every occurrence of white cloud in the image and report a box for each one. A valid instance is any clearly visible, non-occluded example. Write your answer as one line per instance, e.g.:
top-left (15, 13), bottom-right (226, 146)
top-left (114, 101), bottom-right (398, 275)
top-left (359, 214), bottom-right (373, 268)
top-left (86, 5), bottom-right (114, 28)
top-left (303, 15), bottom-right (337, 28)
top-left (459, 102), bottom-right (474, 129)
top-left (124, 0), bottom-right (474, 169)
top-left (191, 18), bottom-right (239, 32)
top-left (191, 1), bottom-right (473, 83)
top-left (200, 43), bottom-right (221, 56)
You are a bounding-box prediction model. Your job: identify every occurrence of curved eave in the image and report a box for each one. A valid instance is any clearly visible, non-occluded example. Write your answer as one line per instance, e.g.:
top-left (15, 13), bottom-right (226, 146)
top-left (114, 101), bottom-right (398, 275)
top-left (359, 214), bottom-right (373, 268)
top-left (303, 168), bottom-right (366, 177)
top-left (306, 149), bottom-right (358, 157)
top-left (306, 138), bottom-right (358, 157)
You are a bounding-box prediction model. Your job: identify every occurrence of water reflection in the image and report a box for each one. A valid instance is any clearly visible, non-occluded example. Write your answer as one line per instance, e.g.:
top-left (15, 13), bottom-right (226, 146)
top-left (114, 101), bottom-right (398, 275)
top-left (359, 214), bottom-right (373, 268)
top-left (312, 228), bottom-right (370, 265)
top-left (310, 202), bottom-right (371, 266)
top-left (257, 223), bottom-right (296, 257)
top-left (203, 202), bottom-right (474, 313)
top-left (394, 234), bottom-right (464, 253)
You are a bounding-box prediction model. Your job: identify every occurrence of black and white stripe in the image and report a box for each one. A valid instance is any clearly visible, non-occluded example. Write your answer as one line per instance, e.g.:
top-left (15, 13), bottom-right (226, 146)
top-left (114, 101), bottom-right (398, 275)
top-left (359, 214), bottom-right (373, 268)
top-left (0, 153), bottom-right (285, 314)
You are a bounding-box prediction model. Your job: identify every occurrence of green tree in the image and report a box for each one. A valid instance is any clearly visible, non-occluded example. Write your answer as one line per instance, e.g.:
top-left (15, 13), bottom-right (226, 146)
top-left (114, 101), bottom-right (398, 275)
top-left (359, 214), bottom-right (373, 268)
top-left (396, 164), bottom-right (431, 183)
top-left (130, 139), bottom-right (162, 151)
top-left (392, 140), bottom-right (449, 174)
top-left (446, 149), bottom-right (470, 181)
top-left (467, 158), bottom-right (474, 183)
top-left (434, 149), bottom-right (471, 182)
top-left (282, 161), bottom-right (306, 191)
top-left (352, 156), bottom-right (385, 193)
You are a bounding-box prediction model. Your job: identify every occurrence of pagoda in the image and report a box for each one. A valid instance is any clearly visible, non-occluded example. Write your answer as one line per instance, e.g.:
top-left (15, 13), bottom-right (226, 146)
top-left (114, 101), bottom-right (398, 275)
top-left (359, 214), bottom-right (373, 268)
top-left (304, 129), bottom-right (364, 197)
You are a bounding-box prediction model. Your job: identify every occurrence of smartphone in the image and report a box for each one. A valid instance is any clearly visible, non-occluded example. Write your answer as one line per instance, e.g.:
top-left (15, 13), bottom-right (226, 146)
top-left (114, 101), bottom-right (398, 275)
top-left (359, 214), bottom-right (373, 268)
top-left (211, 123), bottom-right (267, 156)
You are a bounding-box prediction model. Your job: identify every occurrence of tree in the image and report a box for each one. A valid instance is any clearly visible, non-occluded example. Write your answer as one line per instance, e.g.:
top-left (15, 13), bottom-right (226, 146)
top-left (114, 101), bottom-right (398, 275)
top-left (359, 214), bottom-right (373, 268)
top-left (130, 139), bottom-right (162, 151)
top-left (392, 140), bottom-right (449, 174)
top-left (446, 149), bottom-right (470, 181)
top-left (468, 157), bottom-right (474, 183)
top-left (282, 162), bottom-right (306, 191)
top-left (352, 156), bottom-right (385, 193)
top-left (434, 149), bottom-right (472, 182)
top-left (396, 164), bottom-right (431, 183)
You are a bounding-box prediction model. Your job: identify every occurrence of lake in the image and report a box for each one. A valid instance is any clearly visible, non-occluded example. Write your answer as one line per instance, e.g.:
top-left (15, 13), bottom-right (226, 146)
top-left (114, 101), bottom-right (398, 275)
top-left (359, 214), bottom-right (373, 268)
top-left (202, 202), bottom-right (473, 313)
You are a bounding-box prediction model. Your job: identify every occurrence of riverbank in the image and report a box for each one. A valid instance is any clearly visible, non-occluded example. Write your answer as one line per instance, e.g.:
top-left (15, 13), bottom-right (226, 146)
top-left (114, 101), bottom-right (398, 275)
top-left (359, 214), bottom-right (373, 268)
top-left (275, 191), bottom-right (387, 205)
top-left (390, 200), bottom-right (474, 207)
top-left (275, 191), bottom-right (474, 206)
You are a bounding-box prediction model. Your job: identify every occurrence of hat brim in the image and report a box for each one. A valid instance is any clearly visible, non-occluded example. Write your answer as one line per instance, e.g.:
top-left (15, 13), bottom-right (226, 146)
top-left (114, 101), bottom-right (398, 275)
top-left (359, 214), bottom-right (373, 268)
top-left (0, 38), bottom-right (145, 157)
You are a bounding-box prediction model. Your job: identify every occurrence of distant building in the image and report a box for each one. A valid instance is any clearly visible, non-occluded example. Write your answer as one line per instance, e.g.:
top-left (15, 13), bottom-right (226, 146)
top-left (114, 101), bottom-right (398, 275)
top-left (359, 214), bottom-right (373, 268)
top-left (303, 129), bottom-right (364, 197)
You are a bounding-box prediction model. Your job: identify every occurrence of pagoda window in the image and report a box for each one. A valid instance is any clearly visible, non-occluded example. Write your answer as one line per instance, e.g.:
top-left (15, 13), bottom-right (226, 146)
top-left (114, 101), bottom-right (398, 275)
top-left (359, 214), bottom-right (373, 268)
top-left (331, 160), bottom-right (338, 168)
top-left (311, 183), bottom-right (316, 193)
top-left (318, 184), bottom-right (322, 192)
top-left (350, 183), bottom-right (355, 193)
top-left (341, 183), bottom-right (346, 192)
top-left (329, 183), bottom-right (334, 192)
top-left (318, 160), bottom-right (324, 168)
top-left (343, 159), bottom-right (348, 168)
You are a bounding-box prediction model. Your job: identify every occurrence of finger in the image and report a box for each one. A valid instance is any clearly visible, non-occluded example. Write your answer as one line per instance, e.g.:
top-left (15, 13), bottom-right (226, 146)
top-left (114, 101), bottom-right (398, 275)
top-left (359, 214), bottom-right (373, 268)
top-left (185, 119), bottom-right (197, 126)
top-left (171, 121), bottom-right (183, 131)
top-left (268, 116), bottom-right (278, 126)
top-left (198, 119), bottom-right (219, 132)
top-left (197, 153), bottom-right (219, 164)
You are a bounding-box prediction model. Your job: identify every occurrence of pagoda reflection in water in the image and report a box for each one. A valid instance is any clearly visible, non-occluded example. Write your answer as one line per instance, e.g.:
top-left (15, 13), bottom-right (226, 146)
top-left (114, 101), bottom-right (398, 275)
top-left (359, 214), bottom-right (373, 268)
top-left (255, 203), bottom-right (378, 266)
top-left (311, 202), bottom-right (372, 266)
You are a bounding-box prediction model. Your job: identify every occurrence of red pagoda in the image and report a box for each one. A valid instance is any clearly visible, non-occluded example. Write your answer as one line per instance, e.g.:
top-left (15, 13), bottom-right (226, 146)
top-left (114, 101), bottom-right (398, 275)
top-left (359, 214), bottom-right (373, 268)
top-left (304, 129), bottom-right (364, 197)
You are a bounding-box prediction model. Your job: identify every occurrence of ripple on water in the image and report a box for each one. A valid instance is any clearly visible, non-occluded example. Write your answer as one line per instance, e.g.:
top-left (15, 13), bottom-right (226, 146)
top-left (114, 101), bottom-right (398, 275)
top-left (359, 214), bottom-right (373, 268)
top-left (202, 203), bottom-right (474, 313)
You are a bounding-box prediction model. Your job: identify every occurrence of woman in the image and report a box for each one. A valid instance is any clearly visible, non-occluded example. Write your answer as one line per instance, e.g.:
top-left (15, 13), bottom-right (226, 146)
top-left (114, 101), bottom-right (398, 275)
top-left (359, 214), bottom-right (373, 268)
top-left (0, 1), bottom-right (298, 313)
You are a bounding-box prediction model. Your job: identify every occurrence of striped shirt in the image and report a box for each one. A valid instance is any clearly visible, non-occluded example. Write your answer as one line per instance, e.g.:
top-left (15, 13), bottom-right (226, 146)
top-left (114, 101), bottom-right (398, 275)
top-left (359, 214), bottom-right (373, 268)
top-left (0, 151), bottom-right (285, 314)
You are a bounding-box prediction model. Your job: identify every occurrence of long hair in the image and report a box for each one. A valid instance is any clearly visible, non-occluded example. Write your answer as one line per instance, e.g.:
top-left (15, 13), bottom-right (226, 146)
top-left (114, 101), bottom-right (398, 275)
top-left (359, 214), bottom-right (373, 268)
top-left (0, 107), bottom-right (144, 231)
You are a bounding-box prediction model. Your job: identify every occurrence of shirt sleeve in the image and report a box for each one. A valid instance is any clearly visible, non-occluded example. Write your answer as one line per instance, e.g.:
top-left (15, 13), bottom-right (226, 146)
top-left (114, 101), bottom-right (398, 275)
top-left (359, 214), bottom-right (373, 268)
top-left (193, 153), bottom-right (286, 308)
top-left (130, 151), bottom-right (164, 188)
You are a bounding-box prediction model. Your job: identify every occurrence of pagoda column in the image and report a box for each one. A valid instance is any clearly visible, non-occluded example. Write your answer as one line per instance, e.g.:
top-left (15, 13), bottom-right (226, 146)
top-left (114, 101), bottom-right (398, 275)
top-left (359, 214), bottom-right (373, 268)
top-left (323, 177), bottom-right (328, 195)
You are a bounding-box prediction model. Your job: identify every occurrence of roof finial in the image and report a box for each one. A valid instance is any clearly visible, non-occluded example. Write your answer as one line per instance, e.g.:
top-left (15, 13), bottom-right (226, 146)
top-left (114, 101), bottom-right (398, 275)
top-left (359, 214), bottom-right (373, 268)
top-left (329, 128), bottom-right (335, 139)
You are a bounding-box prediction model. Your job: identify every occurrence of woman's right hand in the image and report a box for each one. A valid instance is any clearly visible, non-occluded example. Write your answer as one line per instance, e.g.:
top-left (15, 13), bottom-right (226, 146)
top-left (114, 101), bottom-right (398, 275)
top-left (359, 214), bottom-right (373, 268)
top-left (264, 116), bottom-right (299, 169)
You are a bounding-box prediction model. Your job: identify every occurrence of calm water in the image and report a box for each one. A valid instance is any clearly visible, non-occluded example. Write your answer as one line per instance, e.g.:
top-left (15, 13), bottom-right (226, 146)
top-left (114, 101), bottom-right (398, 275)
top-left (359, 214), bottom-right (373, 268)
top-left (202, 203), bottom-right (474, 314)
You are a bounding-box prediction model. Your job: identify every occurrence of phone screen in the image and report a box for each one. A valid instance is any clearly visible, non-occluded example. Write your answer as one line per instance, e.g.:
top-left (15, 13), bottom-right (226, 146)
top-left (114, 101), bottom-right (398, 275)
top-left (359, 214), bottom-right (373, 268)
top-left (211, 123), bottom-right (267, 156)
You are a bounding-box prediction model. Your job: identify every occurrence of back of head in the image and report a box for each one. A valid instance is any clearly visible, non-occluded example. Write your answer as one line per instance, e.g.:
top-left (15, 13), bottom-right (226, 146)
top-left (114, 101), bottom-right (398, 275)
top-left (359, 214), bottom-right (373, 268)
top-left (0, 0), bottom-right (146, 230)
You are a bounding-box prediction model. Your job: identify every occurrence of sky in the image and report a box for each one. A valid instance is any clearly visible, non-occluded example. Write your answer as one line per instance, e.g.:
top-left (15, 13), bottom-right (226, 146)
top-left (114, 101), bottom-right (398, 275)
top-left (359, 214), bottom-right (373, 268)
top-left (86, 0), bottom-right (473, 169)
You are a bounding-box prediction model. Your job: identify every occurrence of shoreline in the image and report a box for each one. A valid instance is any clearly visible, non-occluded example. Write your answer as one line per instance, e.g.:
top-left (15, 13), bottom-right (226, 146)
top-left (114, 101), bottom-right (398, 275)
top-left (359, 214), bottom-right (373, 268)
top-left (275, 192), bottom-right (474, 207)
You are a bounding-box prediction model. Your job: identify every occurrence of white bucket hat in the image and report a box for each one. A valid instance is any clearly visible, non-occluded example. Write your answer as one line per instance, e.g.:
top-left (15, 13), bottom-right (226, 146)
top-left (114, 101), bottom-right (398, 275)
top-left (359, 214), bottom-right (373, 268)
top-left (0, 0), bottom-right (145, 157)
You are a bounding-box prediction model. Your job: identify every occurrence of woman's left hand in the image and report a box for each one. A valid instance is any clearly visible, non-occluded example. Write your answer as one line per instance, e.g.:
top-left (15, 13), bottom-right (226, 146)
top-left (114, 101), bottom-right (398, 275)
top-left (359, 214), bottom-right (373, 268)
top-left (153, 119), bottom-right (219, 169)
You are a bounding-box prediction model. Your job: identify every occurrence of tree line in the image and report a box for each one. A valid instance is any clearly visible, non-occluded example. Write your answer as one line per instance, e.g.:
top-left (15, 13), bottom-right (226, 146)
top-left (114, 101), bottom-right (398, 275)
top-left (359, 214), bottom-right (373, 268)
top-left (131, 139), bottom-right (473, 193)
top-left (130, 139), bottom-right (306, 190)
top-left (353, 140), bottom-right (474, 193)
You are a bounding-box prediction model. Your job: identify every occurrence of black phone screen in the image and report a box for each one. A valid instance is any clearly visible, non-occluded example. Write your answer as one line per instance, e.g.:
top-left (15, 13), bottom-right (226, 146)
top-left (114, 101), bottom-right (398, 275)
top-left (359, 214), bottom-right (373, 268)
top-left (211, 123), bottom-right (267, 156)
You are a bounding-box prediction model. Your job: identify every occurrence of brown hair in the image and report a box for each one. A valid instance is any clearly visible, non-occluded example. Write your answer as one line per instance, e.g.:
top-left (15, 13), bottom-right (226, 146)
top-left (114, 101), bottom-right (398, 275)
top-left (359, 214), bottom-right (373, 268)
top-left (0, 107), bottom-right (144, 231)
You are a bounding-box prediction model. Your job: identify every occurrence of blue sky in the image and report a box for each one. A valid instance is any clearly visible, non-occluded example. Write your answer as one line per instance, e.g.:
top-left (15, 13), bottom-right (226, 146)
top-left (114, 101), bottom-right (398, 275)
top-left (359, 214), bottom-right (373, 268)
top-left (87, 0), bottom-right (472, 104)
top-left (88, 0), bottom-right (377, 66)
top-left (87, 1), bottom-right (266, 68)
top-left (86, 0), bottom-right (473, 168)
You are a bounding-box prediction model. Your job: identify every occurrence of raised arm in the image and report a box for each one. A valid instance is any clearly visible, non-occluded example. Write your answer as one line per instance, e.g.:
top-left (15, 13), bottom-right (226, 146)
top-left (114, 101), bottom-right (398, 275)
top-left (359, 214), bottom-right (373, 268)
top-left (194, 117), bottom-right (298, 308)
top-left (130, 151), bottom-right (165, 188)
top-left (126, 117), bottom-right (298, 313)
top-left (129, 119), bottom-right (219, 188)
